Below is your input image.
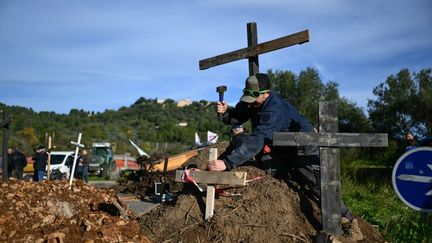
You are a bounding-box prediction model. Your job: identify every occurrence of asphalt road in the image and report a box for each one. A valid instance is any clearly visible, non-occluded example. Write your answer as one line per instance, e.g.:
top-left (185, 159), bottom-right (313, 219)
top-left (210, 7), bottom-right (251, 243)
top-left (88, 180), bottom-right (117, 188)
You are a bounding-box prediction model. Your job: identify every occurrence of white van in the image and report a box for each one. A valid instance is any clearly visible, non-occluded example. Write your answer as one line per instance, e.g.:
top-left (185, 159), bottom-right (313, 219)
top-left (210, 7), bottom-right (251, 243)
top-left (47, 151), bottom-right (75, 179)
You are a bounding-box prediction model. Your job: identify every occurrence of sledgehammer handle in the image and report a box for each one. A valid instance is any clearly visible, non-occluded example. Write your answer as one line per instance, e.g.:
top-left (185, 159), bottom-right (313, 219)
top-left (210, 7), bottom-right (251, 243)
top-left (216, 85), bottom-right (227, 121)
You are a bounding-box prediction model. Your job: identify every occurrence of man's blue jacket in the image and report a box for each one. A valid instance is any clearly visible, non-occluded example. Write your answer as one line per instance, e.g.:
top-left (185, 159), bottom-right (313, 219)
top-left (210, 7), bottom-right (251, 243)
top-left (220, 92), bottom-right (316, 169)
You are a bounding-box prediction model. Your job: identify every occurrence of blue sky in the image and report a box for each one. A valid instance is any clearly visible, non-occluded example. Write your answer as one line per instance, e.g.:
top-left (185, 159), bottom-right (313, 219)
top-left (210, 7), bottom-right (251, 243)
top-left (1, 0), bottom-right (431, 114)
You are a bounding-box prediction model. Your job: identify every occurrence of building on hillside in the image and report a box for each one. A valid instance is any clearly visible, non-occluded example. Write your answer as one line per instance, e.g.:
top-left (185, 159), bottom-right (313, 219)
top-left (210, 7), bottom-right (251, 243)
top-left (177, 122), bottom-right (188, 127)
top-left (157, 99), bottom-right (165, 104)
top-left (177, 99), bottom-right (192, 107)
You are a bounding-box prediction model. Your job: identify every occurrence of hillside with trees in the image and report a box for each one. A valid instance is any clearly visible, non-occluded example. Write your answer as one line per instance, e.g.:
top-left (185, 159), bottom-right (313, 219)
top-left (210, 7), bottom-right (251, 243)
top-left (1, 67), bottom-right (431, 166)
top-left (1, 67), bottom-right (431, 241)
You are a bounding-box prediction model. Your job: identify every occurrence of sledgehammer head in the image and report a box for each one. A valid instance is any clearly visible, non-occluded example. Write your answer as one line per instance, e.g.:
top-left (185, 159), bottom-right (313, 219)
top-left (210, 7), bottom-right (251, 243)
top-left (216, 85), bottom-right (227, 102)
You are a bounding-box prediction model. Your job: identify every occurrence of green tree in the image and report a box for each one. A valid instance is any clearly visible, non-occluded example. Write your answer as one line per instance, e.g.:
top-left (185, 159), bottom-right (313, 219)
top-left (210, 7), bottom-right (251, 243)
top-left (267, 68), bottom-right (370, 133)
top-left (367, 68), bottom-right (432, 165)
top-left (414, 68), bottom-right (432, 135)
top-left (368, 68), bottom-right (431, 139)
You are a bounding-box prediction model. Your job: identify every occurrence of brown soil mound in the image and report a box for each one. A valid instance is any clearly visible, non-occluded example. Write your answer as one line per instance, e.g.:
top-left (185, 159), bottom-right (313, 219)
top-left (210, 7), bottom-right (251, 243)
top-left (0, 142), bottom-right (385, 242)
top-left (0, 179), bottom-right (149, 242)
top-left (139, 143), bottom-right (385, 243)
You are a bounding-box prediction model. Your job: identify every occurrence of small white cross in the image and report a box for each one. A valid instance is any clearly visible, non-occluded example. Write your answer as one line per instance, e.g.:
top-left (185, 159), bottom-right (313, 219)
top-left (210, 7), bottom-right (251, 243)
top-left (69, 133), bottom-right (84, 189)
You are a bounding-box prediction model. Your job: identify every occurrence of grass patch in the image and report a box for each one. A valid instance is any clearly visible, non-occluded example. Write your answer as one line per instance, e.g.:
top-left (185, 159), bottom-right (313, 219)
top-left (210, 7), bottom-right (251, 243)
top-left (342, 161), bottom-right (432, 242)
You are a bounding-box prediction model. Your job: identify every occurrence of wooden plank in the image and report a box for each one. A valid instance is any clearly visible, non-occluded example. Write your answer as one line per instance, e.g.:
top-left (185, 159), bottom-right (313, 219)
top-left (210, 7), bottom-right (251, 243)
top-left (320, 147), bottom-right (342, 235)
top-left (320, 101), bottom-right (339, 132)
top-left (247, 22), bottom-right (259, 76)
top-left (273, 132), bottom-right (388, 147)
top-left (47, 136), bottom-right (52, 180)
top-left (175, 170), bottom-right (247, 186)
top-left (209, 148), bottom-right (218, 161)
top-left (151, 150), bottom-right (198, 172)
top-left (199, 30), bottom-right (309, 70)
top-left (205, 185), bottom-right (215, 220)
top-left (320, 102), bottom-right (342, 235)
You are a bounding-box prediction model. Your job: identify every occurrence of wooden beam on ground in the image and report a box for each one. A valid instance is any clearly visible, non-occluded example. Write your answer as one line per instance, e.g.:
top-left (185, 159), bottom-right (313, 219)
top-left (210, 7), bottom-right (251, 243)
top-left (273, 132), bottom-right (388, 147)
top-left (199, 30), bottom-right (309, 70)
top-left (175, 170), bottom-right (247, 186)
top-left (151, 150), bottom-right (198, 172)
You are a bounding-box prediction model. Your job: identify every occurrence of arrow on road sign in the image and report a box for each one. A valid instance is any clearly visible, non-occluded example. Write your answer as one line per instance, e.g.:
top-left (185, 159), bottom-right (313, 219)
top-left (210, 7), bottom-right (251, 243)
top-left (397, 163), bottom-right (432, 196)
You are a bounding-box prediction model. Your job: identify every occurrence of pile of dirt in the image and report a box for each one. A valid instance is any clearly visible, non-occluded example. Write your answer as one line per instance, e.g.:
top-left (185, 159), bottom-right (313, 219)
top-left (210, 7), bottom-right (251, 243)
top-left (138, 143), bottom-right (385, 242)
top-left (0, 179), bottom-right (149, 242)
top-left (0, 142), bottom-right (386, 242)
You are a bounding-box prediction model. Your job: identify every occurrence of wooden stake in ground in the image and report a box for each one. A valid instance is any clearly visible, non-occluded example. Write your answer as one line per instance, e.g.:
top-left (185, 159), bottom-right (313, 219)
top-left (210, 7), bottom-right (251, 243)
top-left (205, 148), bottom-right (218, 220)
top-left (46, 136), bottom-right (52, 180)
top-left (69, 133), bottom-right (84, 189)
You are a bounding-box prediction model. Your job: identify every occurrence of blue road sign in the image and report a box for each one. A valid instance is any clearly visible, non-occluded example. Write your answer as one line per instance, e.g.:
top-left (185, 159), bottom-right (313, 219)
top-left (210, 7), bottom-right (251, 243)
top-left (392, 147), bottom-right (432, 212)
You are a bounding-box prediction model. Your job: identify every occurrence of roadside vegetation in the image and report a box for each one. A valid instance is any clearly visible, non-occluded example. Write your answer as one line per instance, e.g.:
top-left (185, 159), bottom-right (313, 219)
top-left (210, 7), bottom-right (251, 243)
top-left (342, 158), bottom-right (432, 242)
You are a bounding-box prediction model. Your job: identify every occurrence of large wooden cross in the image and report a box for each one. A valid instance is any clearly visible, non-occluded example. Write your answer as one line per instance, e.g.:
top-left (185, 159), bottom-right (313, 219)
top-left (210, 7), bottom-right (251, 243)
top-left (273, 101), bottom-right (388, 235)
top-left (199, 22), bottom-right (309, 76)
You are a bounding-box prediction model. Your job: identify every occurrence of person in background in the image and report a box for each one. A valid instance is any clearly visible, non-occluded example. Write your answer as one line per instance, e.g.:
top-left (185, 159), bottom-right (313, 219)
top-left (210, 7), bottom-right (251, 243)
top-left (7, 147), bottom-right (27, 179)
top-left (32, 145), bottom-right (48, 181)
top-left (405, 131), bottom-right (418, 151)
top-left (80, 149), bottom-right (90, 183)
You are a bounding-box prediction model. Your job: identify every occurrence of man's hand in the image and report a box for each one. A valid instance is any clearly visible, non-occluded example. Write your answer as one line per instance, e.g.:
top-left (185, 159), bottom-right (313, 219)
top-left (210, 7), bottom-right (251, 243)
top-left (216, 101), bottom-right (227, 114)
top-left (208, 159), bottom-right (227, 171)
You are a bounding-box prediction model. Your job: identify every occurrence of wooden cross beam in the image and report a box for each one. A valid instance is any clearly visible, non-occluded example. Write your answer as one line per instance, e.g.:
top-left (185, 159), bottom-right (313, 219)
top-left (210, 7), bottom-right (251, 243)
top-left (175, 148), bottom-right (247, 220)
top-left (174, 170), bottom-right (247, 186)
top-left (199, 22), bottom-right (309, 76)
top-left (273, 102), bottom-right (388, 235)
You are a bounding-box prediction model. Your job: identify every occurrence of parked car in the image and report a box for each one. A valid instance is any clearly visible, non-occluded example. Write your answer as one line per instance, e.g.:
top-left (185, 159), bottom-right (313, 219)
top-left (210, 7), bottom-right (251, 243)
top-left (23, 151), bottom-right (76, 181)
top-left (48, 151), bottom-right (75, 180)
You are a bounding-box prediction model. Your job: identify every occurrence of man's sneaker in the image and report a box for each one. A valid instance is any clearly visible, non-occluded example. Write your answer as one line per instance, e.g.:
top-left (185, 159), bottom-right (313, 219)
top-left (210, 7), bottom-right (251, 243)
top-left (342, 217), bottom-right (364, 241)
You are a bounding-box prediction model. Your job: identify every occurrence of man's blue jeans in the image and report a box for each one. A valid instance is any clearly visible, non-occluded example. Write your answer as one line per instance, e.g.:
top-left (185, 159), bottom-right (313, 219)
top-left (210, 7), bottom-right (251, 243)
top-left (82, 165), bottom-right (89, 183)
top-left (36, 170), bottom-right (45, 181)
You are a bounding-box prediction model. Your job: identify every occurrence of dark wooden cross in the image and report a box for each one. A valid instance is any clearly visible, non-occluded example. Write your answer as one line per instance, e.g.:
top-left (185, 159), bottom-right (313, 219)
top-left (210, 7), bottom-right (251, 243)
top-left (273, 101), bottom-right (388, 235)
top-left (2, 111), bottom-right (10, 182)
top-left (199, 22), bottom-right (309, 76)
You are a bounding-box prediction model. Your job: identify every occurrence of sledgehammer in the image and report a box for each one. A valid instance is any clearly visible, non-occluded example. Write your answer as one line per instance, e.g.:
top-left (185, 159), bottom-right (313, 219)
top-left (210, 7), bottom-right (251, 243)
top-left (216, 85), bottom-right (227, 120)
